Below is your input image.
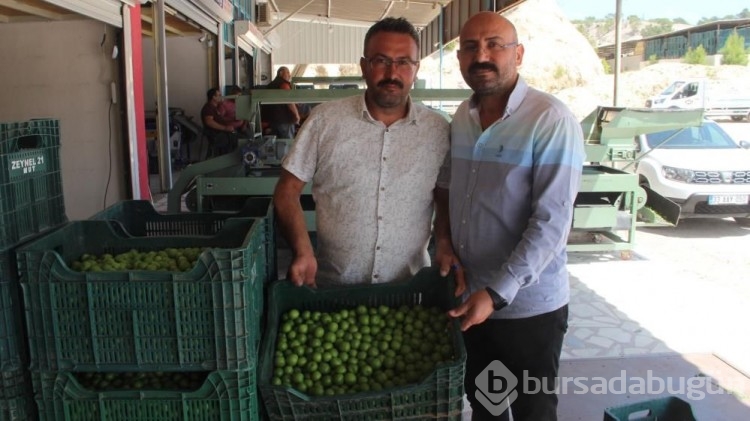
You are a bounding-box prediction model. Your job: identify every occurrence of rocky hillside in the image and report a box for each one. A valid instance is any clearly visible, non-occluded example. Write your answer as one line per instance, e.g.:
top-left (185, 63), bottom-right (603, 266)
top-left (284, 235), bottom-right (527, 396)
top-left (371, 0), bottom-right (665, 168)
top-left (419, 0), bottom-right (750, 120)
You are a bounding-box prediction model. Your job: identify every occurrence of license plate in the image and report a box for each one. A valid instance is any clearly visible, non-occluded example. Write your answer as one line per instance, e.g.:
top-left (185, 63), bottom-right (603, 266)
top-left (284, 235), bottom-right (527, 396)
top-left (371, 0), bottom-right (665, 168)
top-left (708, 195), bottom-right (749, 205)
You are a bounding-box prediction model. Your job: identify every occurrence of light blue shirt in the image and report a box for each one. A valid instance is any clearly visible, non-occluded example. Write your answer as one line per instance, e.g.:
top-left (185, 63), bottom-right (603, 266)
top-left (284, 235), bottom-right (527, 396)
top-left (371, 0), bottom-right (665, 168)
top-left (440, 76), bottom-right (585, 319)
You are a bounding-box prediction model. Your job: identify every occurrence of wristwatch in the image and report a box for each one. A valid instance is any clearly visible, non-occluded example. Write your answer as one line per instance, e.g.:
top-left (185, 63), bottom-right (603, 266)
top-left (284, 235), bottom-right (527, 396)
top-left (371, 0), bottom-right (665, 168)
top-left (485, 287), bottom-right (508, 311)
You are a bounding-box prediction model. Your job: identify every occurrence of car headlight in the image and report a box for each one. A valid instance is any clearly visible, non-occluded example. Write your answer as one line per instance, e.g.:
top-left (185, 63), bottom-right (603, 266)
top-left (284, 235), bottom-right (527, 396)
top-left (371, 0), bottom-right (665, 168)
top-left (662, 166), bottom-right (694, 183)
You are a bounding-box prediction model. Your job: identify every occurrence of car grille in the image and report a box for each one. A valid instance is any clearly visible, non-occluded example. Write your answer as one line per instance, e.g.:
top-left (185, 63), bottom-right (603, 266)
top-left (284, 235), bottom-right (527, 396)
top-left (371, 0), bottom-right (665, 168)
top-left (692, 171), bottom-right (750, 184)
top-left (695, 202), bottom-right (750, 214)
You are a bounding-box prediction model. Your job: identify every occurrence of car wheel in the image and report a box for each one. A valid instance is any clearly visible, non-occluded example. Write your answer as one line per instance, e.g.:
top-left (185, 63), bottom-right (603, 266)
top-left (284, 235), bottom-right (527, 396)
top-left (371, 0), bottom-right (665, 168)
top-left (734, 217), bottom-right (750, 227)
top-left (731, 116), bottom-right (744, 122)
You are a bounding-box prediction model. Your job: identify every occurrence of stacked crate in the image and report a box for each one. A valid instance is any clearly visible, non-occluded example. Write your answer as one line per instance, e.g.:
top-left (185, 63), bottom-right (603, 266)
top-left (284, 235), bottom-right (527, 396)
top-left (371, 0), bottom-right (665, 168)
top-left (0, 251), bottom-right (33, 421)
top-left (258, 268), bottom-right (467, 420)
top-left (1, 119), bottom-right (67, 420)
top-left (17, 197), bottom-right (273, 420)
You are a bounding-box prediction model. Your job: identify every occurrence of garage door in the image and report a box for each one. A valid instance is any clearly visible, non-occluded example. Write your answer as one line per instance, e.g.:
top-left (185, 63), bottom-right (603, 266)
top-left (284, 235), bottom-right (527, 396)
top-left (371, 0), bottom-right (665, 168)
top-left (44, 0), bottom-right (124, 27)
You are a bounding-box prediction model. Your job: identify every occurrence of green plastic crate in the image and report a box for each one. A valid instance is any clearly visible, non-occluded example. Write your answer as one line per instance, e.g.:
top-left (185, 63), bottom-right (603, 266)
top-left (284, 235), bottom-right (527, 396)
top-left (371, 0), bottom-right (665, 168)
top-left (0, 251), bottom-right (27, 371)
top-left (33, 369), bottom-right (257, 421)
top-left (0, 119), bottom-right (66, 250)
top-left (603, 396), bottom-right (697, 420)
top-left (17, 219), bottom-right (267, 372)
top-left (258, 267), bottom-right (466, 420)
top-left (0, 369), bottom-right (34, 421)
top-left (2, 246), bottom-right (41, 421)
top-left (90, 197), bottom-right (277, 282)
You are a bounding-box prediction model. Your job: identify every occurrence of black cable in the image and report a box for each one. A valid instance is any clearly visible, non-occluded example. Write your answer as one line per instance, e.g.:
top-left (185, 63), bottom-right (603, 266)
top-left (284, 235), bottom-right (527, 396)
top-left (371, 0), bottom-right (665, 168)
top-left (103, 100), bottom-right (114, 210)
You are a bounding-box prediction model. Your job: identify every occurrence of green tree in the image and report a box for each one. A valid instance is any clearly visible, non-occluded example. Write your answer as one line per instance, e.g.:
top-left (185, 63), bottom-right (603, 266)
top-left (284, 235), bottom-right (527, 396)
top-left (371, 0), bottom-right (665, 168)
top-left (697, 16), bottom-right (720, 25)
top-left (672, 18), bottom-right (688, 25)
top-left (684, 45), bottom-right (708, 65)
top-left (739, 8), bottom-right (750, 19)
top-left (442, 40), bottom-right (458, 53)
top-left (641, 19), bottom-right (673, 37)
top-left (648, 54), bottom-right (659, 65)
top-left (627, 15), bottom-right (641, 28)
top-left (719, 29), bottom-right (748, 66)
top-left (601, 59), bottom-right (612, 74)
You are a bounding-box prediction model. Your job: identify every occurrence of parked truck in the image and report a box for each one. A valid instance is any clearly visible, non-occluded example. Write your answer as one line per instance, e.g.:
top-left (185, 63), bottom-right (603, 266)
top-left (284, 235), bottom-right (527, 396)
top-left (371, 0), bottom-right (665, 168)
top-left (645, 79), bottom-right (750, 121)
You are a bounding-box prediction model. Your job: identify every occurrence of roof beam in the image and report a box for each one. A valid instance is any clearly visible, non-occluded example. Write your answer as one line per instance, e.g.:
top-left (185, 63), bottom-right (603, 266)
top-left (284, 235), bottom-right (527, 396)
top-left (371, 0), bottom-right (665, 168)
top-left (380, 1), bottom-right (394, 20)
top-left (0, 0), bottom-right (68, 20)
top-left (141, 13), bottom-right (187, 36)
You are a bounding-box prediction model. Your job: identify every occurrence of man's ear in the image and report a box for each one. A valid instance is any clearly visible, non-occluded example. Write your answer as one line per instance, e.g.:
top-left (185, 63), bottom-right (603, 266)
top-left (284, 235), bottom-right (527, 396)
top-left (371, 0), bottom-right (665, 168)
top-left (516, 43), bottom-right (525, 67)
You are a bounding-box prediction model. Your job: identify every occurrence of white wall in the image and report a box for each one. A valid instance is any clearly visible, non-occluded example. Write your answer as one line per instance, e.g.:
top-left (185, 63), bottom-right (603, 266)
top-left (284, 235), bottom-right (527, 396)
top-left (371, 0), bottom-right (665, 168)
top-left (142, 36), bottom-right (211, 122)
top-left (0, 19), bottom-right (126, 220)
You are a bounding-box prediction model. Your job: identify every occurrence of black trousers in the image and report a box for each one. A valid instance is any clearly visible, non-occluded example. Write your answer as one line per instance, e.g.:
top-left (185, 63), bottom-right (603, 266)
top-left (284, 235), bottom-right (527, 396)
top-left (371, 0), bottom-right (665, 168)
top-left (464, 305), bottom-right (568, 421)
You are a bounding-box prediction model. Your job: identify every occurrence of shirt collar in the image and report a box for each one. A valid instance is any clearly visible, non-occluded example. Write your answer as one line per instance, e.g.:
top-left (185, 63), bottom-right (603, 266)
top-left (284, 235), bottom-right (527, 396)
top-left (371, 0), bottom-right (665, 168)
top-left (358, 93), bottom-right (418, 125)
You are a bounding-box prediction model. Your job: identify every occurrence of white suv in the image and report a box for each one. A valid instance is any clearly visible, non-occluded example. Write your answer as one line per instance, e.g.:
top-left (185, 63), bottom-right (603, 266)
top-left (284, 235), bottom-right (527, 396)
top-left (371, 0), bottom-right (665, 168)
top-left (633, 120), bottom-right (750, 226)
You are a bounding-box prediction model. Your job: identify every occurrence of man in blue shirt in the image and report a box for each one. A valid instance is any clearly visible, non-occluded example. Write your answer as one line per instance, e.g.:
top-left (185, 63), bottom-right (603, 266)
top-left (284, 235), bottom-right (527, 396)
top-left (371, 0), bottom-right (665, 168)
top-left (436, 12), bottom-right (585, 421)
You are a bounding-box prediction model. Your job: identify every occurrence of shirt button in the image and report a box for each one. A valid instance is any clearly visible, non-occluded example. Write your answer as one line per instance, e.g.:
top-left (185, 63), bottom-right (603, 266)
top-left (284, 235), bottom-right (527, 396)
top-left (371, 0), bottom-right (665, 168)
top-left (459, 244), bottom-right (464, 249)
top-left (376, 246), bottom-right (381, 250)
top-left (378, 216), bottom-right (383, 220)
top-left (462, 220), bottom-right (466, 224)
top-left (383, 157), bottom-right (387, 161)
top-left (380, 187), bottom-right (385, 191)
top-left (466, 194), bottom-right (470, 199)
top-left (472, 169), bottom-right (476, 173)
top-left (373, 274), bottom-right (379, 279)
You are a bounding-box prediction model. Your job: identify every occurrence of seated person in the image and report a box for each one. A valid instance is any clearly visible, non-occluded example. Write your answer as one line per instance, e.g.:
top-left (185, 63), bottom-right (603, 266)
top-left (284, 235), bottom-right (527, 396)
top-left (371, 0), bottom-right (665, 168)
top-left (201, 88), bottom-right (237, 156)
top-left (220, 85), bottom-right (250, 134)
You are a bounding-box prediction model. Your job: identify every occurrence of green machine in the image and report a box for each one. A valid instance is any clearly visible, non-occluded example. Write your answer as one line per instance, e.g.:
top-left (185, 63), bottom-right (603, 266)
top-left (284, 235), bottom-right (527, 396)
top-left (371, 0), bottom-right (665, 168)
top-left (570, 106), bottom-right (703, 254)
top-left (166, 88), bottom-right (703, 254)
top-left (167, 87), bottom-right (469, 231)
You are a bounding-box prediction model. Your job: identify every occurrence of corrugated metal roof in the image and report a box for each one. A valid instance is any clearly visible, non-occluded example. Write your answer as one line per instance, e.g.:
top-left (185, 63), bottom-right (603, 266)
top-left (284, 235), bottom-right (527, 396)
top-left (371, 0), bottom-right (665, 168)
top-left (271, 20), bottom-right (368, 64)
top-left (266, 0), bottom-right (448, 28)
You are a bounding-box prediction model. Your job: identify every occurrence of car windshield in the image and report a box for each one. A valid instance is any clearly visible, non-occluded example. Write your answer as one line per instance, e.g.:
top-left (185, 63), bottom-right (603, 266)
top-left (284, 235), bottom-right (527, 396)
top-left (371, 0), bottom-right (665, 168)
top-left (660, 81), bottom-right (685, 96)
top-left (645, 121), bottom-right (740, 149)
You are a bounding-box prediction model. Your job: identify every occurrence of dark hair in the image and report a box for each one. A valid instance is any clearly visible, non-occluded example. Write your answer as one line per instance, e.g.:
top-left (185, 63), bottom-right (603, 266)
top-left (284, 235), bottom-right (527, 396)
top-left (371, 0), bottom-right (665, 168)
top-left (276, 66), bottom-right (289, 77)
top-left (206, 87), bottom-right (220, 101)
top-left (363, 17), bottom-right (419, 54)
top-left (228, 85), bottom-right (242, 95)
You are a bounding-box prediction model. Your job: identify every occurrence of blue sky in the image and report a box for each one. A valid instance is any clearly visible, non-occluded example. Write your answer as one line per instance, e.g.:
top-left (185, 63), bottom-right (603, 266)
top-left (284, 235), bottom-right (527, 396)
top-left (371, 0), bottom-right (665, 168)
top-left (556, 0), bottom-right (749, 24)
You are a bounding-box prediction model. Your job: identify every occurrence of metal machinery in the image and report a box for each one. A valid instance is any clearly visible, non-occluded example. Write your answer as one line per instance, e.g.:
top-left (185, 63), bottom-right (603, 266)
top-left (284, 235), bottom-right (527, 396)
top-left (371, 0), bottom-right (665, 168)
top-left (166, 87), bottom-right (704, 255)
top-left (572, 106), bottom-right (704, 255)
top-left (167, 85), bottom-right (469, 231)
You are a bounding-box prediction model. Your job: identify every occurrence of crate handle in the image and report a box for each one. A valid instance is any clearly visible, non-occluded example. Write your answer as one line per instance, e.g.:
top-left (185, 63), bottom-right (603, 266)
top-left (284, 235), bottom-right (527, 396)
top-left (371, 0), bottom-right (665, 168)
top-left (286, 387), bottom-right (312, 402)
top-left (17, 134), bottom-right (42, 149)
top-left (623, 409), bottom-right (654, 420)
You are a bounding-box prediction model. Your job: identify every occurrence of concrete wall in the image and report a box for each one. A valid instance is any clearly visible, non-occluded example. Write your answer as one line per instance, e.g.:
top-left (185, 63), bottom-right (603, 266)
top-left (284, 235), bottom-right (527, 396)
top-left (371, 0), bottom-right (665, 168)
top-left (0, 19), bottom-right (126, 220)
top-left (142, 36), bottom-right (211, 122)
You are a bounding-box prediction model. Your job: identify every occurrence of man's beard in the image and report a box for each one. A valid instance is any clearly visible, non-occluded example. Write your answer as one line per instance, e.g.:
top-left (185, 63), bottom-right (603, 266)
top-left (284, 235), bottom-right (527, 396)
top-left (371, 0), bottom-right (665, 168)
top-left (466, 62), bottom-right (510, 97)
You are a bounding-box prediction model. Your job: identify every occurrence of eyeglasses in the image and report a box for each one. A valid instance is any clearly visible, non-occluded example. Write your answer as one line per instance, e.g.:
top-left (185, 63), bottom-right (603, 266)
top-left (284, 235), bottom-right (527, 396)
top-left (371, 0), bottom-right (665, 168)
top-left (459, 41), bottom-right (518, 56)
top-left (363, 56), bottom-right (418, 71)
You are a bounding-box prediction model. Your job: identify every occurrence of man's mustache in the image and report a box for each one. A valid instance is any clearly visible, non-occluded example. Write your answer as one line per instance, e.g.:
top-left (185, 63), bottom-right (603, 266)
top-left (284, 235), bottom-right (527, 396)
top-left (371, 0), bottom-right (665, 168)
top-left (377, 79), bottom-right (404, 89)
top-left (469, 62), bottom-right (499, 74)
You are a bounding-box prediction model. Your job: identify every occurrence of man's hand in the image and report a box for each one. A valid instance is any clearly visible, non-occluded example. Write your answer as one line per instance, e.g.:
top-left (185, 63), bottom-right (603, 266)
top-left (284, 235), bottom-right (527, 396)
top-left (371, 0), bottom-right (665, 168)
top-left (434, 244), bottom-right (466, 297)
top-left (436, 256), bottom-right (466, 298)
top-left (448, 289), bottom-right (495, 331)
top-left (287, 253), bottom-right (318, 288)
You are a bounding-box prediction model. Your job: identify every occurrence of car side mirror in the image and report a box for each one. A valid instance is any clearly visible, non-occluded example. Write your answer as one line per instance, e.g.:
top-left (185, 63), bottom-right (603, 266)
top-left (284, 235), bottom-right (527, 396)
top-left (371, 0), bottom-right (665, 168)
top-left (739, 140), bottom-right (750, 149)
